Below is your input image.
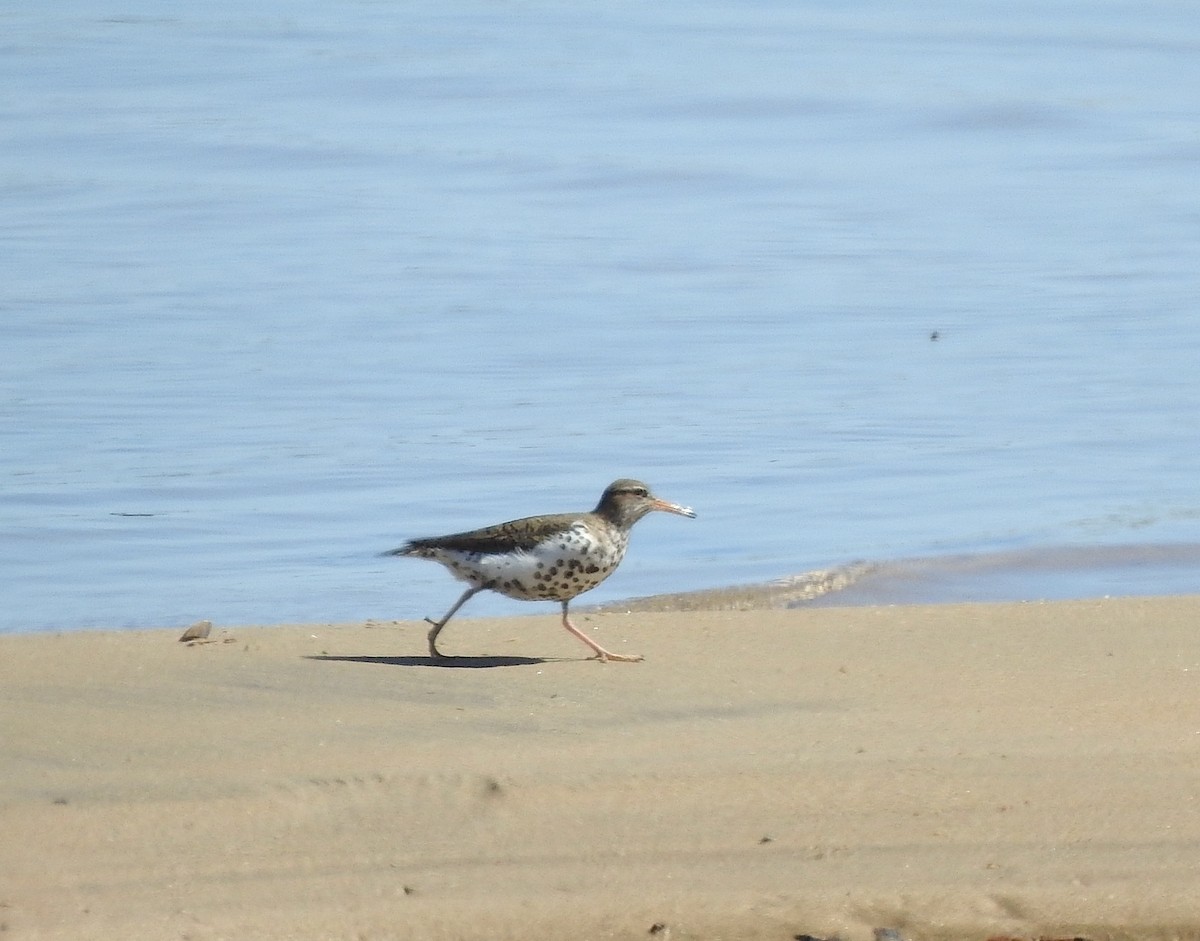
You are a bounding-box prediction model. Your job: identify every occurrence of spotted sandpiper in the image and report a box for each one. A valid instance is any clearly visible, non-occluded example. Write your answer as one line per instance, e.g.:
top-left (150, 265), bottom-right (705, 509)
top-left (385, 479), bottom-right (696, 662)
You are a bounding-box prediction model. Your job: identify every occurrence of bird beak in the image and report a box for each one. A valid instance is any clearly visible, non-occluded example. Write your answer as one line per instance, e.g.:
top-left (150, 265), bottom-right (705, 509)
top-left (651, 498), bottom-right (696, 519)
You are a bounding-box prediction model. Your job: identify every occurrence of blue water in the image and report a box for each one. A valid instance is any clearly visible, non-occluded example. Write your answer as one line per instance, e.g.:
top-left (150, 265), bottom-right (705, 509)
top-left (3, 1), bottom-right (1199, 633)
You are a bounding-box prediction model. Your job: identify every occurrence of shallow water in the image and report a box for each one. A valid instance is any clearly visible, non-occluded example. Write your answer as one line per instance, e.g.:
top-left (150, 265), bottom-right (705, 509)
top-left (3, 2), bottom-right (1199, 633)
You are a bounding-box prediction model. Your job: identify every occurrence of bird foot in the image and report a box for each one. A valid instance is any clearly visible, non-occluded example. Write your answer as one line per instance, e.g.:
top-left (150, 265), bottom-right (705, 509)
top-left (591, 651), bottom-right (644, 663)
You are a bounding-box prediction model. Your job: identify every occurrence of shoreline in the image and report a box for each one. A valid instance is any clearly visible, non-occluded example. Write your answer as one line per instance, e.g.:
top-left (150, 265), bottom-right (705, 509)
top-left (7, 539), bottom-right (1200, 638)
top-left (4, 596), bottom-right (1200, 940)
top-left (591, 541), bottom-right (1200, 614)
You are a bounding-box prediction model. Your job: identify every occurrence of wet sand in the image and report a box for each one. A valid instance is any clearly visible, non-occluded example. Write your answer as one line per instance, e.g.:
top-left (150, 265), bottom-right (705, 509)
top-left (3, 596), bottom-right (1200, 940)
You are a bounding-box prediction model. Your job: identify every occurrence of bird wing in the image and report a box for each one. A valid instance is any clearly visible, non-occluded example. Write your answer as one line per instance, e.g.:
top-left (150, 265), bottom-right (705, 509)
top-left (387, 513), bottom-right (580, 556)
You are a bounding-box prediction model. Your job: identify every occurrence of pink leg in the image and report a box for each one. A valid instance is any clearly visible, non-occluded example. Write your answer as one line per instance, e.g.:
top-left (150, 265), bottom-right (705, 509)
top-left (560, 601), bottom-right (643, 663)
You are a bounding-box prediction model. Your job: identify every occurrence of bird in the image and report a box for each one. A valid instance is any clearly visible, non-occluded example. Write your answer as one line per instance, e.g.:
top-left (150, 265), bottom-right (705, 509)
top-left (384, 479), bottom-right (696, 662)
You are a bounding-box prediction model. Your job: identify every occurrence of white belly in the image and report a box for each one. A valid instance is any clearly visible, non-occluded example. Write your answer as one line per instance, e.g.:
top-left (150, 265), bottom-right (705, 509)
top-left (433, 521), bottom-right (628, 601)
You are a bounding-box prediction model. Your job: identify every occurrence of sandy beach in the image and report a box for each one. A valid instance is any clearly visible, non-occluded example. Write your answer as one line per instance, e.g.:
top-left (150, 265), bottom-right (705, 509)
top-left (3, 596), bottom-right (1200, 940)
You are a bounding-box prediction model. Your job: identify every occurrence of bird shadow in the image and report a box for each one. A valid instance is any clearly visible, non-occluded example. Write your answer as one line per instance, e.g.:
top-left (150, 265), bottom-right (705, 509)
top-left (305, 654), bottom-right (555, 669)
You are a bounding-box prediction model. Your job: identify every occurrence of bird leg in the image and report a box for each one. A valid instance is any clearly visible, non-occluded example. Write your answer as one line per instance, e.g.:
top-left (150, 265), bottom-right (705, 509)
top-left (560, 601), bottom-right (643, 663)
top-left (424, 586), bottom-right (481, 658)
